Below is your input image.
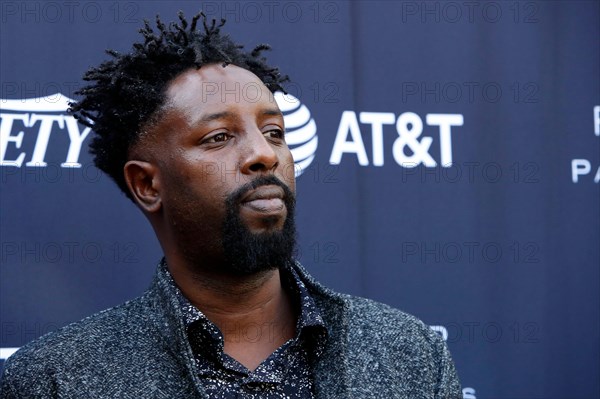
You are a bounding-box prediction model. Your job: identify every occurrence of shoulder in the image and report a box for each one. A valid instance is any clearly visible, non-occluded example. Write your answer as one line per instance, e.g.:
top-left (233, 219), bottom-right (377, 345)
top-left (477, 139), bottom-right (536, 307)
top-left (0, 294), bottom-right (155, 396)
top-left (325, 294), bottom-right (462, 397)
top-left (341, 293), bottom-right (446, 354)
top-left (293, 262), bottom-right (445, 355)
top-left (292, 259), bottom-right (463, 397)
top-left (10, 293), bottom-right (152, 360)
top-left (345, 295), bottom-right (436, 338)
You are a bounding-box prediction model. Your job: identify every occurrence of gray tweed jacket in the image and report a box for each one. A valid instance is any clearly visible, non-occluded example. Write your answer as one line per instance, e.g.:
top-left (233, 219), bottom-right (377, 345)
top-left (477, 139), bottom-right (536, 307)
top-left (0, 262), bottom-right (462, 398)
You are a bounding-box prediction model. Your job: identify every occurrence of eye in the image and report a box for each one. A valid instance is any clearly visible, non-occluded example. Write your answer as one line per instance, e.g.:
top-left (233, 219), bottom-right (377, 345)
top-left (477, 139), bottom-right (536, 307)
top-left (264, 129), bottom-right (284, 140)
top-left (203, 132), bottom-right (231, 144)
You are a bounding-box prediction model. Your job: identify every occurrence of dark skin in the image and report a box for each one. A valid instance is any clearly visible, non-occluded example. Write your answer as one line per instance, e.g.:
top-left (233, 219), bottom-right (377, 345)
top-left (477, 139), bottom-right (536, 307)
top-left (123, 64), bottom-right (297, 371)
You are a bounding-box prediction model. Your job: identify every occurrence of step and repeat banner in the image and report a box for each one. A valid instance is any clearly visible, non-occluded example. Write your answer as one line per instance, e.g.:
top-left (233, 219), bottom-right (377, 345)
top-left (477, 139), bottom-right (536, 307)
top-left (1, 1), bottom-right (598, 398)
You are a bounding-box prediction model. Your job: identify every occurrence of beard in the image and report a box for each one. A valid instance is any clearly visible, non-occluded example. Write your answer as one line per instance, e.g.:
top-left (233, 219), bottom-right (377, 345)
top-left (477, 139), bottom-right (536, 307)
top-left (220, 175), bottom-right (296, 276)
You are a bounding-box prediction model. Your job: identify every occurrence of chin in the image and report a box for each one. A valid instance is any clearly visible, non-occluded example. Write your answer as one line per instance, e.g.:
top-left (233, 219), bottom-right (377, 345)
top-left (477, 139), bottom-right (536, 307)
top-left (221, 219), bottom-right (295, 276)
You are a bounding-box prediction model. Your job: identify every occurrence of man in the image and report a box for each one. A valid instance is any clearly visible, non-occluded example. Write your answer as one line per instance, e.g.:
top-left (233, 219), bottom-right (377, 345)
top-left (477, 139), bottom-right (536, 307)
top-left (0, 12), bottom-right (462, 398)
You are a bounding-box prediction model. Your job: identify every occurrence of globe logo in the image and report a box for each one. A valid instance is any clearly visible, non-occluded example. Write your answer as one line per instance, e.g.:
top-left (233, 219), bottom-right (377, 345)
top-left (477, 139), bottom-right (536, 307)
top-left (274, 92), bottom-right (318, 177)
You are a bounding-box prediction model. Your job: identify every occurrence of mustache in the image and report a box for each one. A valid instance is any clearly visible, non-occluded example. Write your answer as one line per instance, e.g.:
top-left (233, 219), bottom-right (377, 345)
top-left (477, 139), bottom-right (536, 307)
top-left (226, 175), bottom-right (295, 207)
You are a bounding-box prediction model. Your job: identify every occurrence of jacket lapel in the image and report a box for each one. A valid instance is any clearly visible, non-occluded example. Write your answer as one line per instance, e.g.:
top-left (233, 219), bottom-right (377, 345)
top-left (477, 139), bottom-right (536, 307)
top-left (293, 262), bottom-right (352, 398)
top-left (146, 262), bottom-right (208, 398)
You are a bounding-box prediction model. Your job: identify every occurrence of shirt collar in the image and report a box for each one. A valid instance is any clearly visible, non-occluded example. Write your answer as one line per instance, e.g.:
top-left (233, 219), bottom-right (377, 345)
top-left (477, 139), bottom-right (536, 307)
top-left (281, 264), bottom-right (327, 332)
top-left (159, 259), bottom-right (328, 352)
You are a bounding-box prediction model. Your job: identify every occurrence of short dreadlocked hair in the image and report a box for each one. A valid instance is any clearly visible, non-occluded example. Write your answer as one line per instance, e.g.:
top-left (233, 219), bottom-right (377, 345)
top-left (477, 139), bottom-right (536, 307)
top-left (68, 11), bottom-right (289, 200)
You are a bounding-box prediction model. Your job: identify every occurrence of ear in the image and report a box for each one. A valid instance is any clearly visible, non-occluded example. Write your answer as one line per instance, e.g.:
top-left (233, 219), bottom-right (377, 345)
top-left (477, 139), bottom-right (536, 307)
top-left (124, 160), bottom-right (162, 213)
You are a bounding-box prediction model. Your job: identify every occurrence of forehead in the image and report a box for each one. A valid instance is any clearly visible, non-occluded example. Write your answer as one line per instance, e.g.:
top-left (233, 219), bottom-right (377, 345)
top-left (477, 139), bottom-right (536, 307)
top-left (164, 64), bottom-right (279, 125)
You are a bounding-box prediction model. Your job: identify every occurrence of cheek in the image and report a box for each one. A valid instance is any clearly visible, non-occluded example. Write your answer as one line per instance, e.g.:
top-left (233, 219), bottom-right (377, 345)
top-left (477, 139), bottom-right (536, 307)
top-left (160, 160), bottom-right (193, 193)
top-left (165, 152), bottom-right (215, 186)
top-left (160, 160), bottom-right (215, 205)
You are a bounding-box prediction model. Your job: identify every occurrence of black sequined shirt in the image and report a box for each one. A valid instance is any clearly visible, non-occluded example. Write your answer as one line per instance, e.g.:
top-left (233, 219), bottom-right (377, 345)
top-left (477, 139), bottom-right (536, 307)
top-left (164, 264), bottom-right (328, 398)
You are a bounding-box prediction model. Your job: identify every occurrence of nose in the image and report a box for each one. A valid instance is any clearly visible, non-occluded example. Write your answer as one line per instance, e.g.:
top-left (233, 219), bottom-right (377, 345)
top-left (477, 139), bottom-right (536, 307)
top-left (240, 129), bottom-right (279, 174)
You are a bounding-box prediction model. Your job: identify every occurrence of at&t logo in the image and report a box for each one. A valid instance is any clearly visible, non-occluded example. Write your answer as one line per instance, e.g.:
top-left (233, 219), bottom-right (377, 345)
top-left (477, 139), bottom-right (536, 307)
top-left (329, 111), bottom-right (463, 168)
top-left (274, 92), bottom-right (318, 176)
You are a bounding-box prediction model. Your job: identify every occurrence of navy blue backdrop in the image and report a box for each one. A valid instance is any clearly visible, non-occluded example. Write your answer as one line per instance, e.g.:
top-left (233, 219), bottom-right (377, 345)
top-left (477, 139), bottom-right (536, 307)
top-left (1, 1), bottom-right (599, 398)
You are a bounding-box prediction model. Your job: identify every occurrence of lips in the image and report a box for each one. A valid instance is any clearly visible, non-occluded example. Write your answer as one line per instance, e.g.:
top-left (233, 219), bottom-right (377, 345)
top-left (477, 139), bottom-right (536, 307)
top-left (240, 185), bottom-right (286, 213)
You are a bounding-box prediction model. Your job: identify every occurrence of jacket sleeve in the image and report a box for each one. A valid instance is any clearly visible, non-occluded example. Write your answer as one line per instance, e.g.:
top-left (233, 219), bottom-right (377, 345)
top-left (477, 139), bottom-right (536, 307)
top-left (0, 352), bottom-right (58, 399)
top-left (433, 338), bottom-right (463, 399)
top-left (0, 358), bottom-right (20, 399)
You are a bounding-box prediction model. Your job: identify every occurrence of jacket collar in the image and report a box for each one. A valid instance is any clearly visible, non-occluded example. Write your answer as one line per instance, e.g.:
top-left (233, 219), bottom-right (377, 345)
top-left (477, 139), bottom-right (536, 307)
top-left (291, 261), bottom-right (352, 398)
top-left (145, 260), bottom-right (207, 396)
top-left (145, 258), bottom-right (351, 398)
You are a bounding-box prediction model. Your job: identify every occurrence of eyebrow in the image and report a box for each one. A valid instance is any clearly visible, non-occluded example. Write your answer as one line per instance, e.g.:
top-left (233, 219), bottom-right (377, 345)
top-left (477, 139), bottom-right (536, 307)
top-left (197, 111), bottom-right (233, 124)
top-left (261, 108), bottom-right (283, 117)
top-left (193, 108), bottom-right (283, 126)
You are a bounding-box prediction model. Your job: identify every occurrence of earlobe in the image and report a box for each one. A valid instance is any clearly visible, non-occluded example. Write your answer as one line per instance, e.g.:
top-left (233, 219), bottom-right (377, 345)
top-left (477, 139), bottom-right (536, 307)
top-left (124, 160), bottom-right (162, 213)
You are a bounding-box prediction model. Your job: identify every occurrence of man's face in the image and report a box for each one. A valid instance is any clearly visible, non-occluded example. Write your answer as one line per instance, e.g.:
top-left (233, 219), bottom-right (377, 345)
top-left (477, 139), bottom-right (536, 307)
top-left (143, 64), bottom-right (296, 275)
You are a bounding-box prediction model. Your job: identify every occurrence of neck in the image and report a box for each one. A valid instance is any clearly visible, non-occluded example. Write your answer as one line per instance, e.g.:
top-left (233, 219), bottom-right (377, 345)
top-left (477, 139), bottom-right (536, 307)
top-left (170, 260), bottom-right (285, 320)
top-left (166, 255), bottom-right (297, 370)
